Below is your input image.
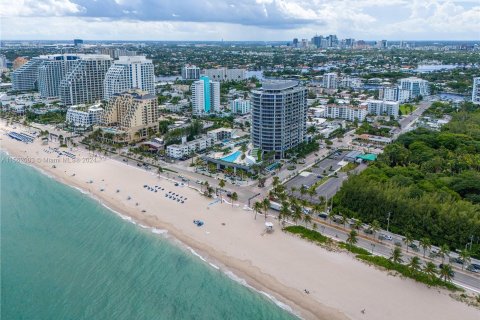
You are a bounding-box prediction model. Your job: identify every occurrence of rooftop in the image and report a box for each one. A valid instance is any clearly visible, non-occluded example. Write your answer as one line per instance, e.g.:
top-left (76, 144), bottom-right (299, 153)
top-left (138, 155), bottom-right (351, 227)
top-left (261, 80), bottom-right (299, 91)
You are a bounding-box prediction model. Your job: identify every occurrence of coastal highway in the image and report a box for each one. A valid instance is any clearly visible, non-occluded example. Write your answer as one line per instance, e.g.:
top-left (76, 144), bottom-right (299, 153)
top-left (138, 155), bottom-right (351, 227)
top-left (286, 216), bottom-right (480, 293)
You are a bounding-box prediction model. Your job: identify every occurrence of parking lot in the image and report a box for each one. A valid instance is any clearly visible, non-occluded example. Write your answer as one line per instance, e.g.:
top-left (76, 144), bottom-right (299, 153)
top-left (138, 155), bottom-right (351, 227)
top-left (284, 150), bottom-right (350, 203)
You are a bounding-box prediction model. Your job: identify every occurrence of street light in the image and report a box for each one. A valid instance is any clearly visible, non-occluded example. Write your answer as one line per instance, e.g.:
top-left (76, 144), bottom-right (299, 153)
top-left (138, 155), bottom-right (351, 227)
top-left (386, 212), bottom-right (391, 233)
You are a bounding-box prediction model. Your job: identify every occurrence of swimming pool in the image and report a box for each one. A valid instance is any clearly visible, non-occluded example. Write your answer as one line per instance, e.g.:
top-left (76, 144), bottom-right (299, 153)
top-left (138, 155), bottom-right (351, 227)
top-left (220, 151), bottom-right (241, 163)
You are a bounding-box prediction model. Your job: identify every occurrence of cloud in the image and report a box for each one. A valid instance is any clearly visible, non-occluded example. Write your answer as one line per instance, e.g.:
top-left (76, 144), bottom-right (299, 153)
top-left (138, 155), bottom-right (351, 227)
top-left (1, 0), bottom-right (479, 40)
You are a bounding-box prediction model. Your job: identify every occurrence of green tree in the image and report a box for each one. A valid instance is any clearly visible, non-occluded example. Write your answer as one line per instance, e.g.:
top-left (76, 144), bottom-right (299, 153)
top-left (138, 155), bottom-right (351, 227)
top-left (231, 192), bottom-right (238, 207)
top-left (253, 201), bottom-right (262, 220)
top-left (459, 249), bottom-right (471, 270)
top-left (423, 261), bottom-right (437, 278)
top-left (391, 247), bottom-right (403, 264)
top-left (420, 237), bottom-right (432, 258)
top-left (404, 233), bottom-right (414, 253)
top-left (262, 198), bottom-right (271, 221)
top-left (439, 264), bottom-right (454, 282)
top-left (408, 256), bottom-right (421, 272)
top-left (347, 230), bottom-right (358, 250)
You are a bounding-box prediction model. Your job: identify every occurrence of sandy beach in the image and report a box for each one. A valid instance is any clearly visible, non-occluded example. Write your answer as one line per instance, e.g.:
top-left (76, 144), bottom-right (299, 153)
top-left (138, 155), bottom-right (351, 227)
top-left (1, 121), bottom-right (479, 320)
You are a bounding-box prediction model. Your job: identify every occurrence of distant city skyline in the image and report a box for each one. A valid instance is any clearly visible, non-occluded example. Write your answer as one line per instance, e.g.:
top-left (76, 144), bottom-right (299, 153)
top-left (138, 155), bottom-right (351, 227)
top-left (1, 0), bottom-right (479, 41)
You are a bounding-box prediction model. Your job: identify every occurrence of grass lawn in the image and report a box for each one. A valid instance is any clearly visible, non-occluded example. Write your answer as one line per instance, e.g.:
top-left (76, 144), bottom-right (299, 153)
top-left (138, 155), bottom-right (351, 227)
top-left (400, 104), bottom-right (417, 115)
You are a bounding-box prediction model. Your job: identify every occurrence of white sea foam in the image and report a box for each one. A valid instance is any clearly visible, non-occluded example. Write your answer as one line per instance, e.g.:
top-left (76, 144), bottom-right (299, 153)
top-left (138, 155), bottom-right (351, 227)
top-left (259, 290), bottom-right (295, 314)
top-left (209, 263), bottom-right (220, 270)
top-left (151, 228), bottom-right (168, 235)
top-left (187, 247), bottom-right (207, 262)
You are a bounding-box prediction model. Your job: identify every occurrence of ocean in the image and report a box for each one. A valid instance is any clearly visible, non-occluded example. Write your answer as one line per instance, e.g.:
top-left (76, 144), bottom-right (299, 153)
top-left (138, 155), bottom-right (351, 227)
top-left (0, 152), bottom-right (296, 320)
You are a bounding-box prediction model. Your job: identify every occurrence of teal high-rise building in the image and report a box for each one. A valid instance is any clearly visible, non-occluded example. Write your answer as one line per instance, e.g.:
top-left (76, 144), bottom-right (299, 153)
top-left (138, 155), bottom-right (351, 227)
top-left (191, 76), bottom-right (220, 116)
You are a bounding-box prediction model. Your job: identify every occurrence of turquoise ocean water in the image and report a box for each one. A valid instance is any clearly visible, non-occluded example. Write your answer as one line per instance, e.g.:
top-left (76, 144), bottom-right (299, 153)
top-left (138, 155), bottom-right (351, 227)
top-left (1, 151), bottom-right (296, 320)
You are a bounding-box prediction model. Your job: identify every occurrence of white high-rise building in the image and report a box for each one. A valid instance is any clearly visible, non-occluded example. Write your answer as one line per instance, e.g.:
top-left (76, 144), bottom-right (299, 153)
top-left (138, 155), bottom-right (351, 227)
top-left (202, 68), bottom-right (246, 82)
top-left (181, 65), bottom-right (201, 80)
top-left (104, 56), bottom-right (155, 101)
top-left (251, 80), bottom-right (307, 159)
top-left (399, 77), bottom-right (429, 99)
top-left (12, 57), bottom-right (44, 91)
top-left (326, 105), bottom-right (367, 122)
top-left (365, 99), bottom-right (399, 118)
top-left (59, 55), bottom-right (112, 106)
top-left (66, 103), bottom-right (104, 127)
top-left (380, 87), bottom-right (410, 103)
top-left (230, 98), bottom-right (251, 114)
top-left (472, 77), bottom-right (480, 105)
top-left (191, 76), bottom-right (220, 116)
top-left (322, 73), bottom-right (338, 89)
top-left (38, 54), bottom-right (81, 98)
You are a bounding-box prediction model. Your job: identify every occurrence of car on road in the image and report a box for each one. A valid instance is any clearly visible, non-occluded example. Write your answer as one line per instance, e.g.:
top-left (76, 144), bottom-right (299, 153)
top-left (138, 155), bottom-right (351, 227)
top-left (317, 213), bottom-right (328, 220)
top-left (378, 233), bottom-right (393, 241)
top-left (467, 264), bottom-right (480, 273)
top-left (449, 257), bottom-right (464, 265)
top-left (408, 243), bottom-right (420, 252)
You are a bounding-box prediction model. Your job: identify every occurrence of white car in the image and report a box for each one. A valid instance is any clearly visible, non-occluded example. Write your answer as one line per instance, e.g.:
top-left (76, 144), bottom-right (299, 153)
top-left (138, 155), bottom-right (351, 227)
top-left (379, 233), bottom-right (393, 241)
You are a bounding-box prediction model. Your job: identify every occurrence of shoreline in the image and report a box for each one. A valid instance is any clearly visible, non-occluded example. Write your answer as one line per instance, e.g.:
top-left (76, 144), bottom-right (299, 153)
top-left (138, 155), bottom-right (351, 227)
top-left (2, 121), bottom-right (479, 320)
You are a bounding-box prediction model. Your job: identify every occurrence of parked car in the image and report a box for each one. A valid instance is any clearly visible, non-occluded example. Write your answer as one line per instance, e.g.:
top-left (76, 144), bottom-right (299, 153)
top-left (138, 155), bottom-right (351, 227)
top-left (449, 257), bottom-right (464, 265)
top-left (378, 233), bottom-right (393, 241)
top-left (317, 213), bottom-right (328, 220)
top-left (408, 243), bottom-right (420, 252)
top-left (467, 264), bottom-right (480, 273)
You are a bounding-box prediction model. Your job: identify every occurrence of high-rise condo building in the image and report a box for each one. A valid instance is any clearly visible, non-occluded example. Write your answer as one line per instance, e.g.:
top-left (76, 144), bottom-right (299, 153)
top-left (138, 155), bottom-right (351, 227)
top-left (380, 87), bottom-right (410, 103)
top-left (59, 55), bottom-right (112, 106)
top-left (230, 98), bottom-right (251, 115)
top-left (365, 100), bottom-right (399, 118)
top-left (472, 77), bottom-right (480, 105)
top-left (399, 77), bottom-right (430, 99)
top-left (38, 54), bottom-right (81, 98)
top-left (326, 105), bottom-right (368, 122)
top-left (191, 76), bottom-right (220, 116)
top-left (12, 58), bottom-right (43, 91)
top-left (251, 80), bottom-right (307, 159)
top-left (322, 73), bottom-right (338, 89)
top-left (104, 56), bottom-right (155, 101)
top-left (181, 65), bottom-right (201, 80)
top-left (202, 68), bottom-right (246, 82)
top-left (102, 90), bottom-right (159, 142)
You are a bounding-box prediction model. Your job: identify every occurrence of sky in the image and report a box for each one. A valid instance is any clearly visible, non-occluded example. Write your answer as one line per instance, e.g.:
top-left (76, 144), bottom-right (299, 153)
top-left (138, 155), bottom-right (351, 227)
top-left (1, 0), bottom-right (479, 41)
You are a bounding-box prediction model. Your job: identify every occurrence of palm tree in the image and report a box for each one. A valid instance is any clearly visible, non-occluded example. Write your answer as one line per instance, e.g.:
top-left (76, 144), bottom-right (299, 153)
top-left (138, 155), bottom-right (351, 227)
top-left (439, 244), bottom-right (450, 264)
top-left (292, 206), bottom-right (302, 225)
top-left (390, 247), bottom-right (403, 264)
top-left (318, 195), bottom-right (325, 205)
top-left (272, 176), bottom-right (280, 187)
top-left (253, 201), bottom-right (262, 220)
top-left (279, 202), bottom-right (291, 225)
top-left (300, 185), bottom-right (307, 198)
top-left (327, 210), bottom-right (336, 226)
top-left (404, 233), bottom-right (414, 253)
top-left (231, 192), bottom-right (238, 207)
top-left (459, 249), bottom-right (471, 270)
top-left (262, 198), bottom-right (271, 220)
top-left (408, 256), bottom-right (421, 272)
top-left (312, 223), bottom-right (318, 231)
top-left (370, 220), bottom-right (381, 240)
top-left (303, 214), bottom-right (312, 228)
top-left (439, 264), bottom-right (454, 282)
top-left (423, 261), bottom-right (437, 279)
top-left (347, 230), bottom-right (358, 250)
top-left (218, 179), bottom-right (226, 200)
top-left (419, 237), bottom-right (431, 258)
top-left (290, 186), bottom-right (297, 195)
top-left (353, 219), bottom-right (362, 230)
top-left (307, 187), bottom-right (316, 202)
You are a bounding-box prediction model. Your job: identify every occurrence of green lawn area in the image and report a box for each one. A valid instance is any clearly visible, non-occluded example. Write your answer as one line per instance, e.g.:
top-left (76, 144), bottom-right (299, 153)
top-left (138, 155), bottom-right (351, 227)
top-left (399, 104), bottom-right (417, 115)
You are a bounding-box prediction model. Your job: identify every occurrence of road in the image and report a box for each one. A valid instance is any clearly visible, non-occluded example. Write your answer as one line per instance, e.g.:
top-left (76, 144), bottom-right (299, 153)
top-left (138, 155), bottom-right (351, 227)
top-left (290, 215), bottom-right (480, 293)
